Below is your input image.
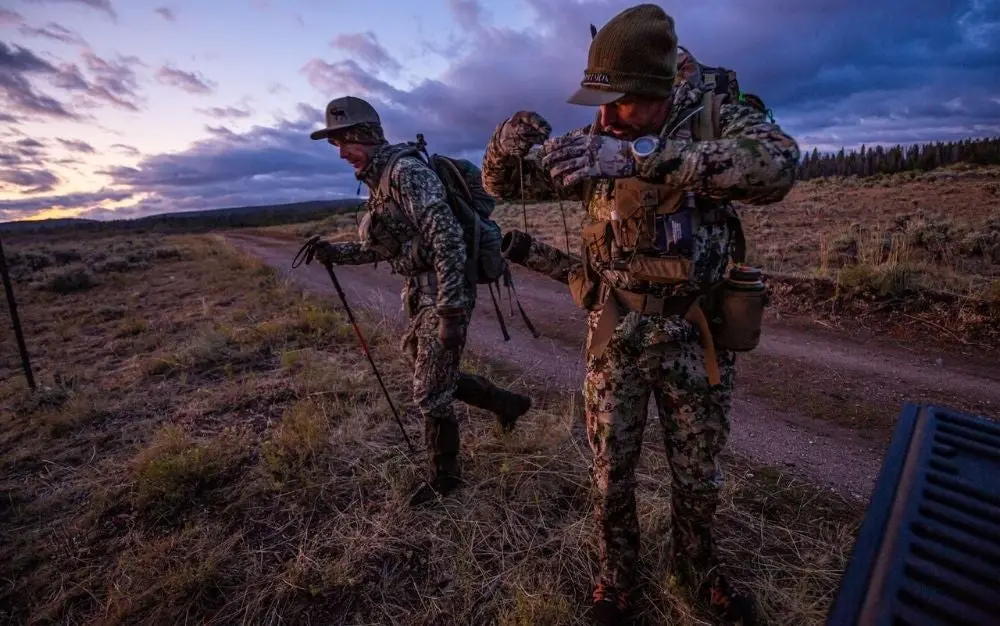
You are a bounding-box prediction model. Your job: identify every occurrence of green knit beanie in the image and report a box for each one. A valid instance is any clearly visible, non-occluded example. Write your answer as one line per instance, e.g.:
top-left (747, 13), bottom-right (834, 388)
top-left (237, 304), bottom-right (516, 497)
top-left (567, 3), bottom-right (679, 106)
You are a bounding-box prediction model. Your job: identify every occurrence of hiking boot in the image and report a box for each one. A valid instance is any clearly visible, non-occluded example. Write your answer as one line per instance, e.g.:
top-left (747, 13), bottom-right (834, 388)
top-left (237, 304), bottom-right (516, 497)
top-left (493, 388), bottom-right (531, 433)
top-left (699, 574), bottom-right (756, 625)
top-left (590, 583), bottom-right (632, 625)
top-left (407, 474), bottom-right (464, 508)
top-left (454, 373), bottom-right (531, 433)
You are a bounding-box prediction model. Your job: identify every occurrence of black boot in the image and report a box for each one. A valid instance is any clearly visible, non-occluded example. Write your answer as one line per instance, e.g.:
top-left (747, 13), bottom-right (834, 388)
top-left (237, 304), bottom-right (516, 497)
top-left (454, 373), bottom-right (532, 433)
top-left (409, 416), bottom-right (463, 507)
top-left (590, 583), bottom-right (632, 625)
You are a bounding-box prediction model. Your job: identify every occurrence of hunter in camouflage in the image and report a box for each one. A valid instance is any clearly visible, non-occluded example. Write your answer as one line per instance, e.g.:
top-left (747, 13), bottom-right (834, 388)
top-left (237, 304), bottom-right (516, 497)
top-left (308, 96), bottom-right (532, 506)
top-left (482, 4), bottom-right (799, 625)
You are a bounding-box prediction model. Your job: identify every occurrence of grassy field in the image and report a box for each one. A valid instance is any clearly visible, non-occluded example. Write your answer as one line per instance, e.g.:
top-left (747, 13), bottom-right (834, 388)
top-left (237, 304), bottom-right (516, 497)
top-left (1, 232), bottom-right (862, 625)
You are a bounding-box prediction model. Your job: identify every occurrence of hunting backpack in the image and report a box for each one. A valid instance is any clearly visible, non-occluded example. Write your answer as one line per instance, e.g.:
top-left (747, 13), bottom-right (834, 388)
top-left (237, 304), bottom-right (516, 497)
top-left (675, 44), bottom-right (776, 126)
top-left (379, 135), bottom-right (538, 341)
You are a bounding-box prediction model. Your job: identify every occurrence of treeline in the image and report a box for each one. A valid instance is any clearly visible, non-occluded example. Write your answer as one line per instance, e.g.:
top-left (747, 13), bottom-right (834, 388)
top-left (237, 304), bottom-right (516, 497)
top-left (1, 199), bottom-right (363, 238)
top-left (797, 136), bottom-right (1000, 180)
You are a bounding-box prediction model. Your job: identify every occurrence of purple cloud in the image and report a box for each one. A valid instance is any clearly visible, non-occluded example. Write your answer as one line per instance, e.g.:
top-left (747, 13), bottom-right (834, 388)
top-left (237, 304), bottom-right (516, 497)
top-left (0, 9), bottom-right (22, 26)
top-left (330, 32), bottom-right (401, 75)
top-left (0, 42), bottom-right (144, 120)
top-left (57, 138), bottom-right (95, 153)
top-left (196, 104), bottom-right (253, 119)
top-left (18, 22), bottom-right (87, 46)
top-left (156, 64), bottom-right (215, 94)
top-left (23, 0), bottom-right (117, 22)
top-left (154, 6), bottom-right (176, 22)
top-left (0, 167), bottom-right (60, 193)
top-left (110, 143), bottom-right (140, 156)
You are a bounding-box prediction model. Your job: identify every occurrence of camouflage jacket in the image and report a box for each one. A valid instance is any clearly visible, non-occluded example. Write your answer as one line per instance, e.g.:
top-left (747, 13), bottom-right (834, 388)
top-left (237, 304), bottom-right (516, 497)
top-left (482, 81), bottom-right (800, 297)
top-left (323, 142), bottom-right (469, 312)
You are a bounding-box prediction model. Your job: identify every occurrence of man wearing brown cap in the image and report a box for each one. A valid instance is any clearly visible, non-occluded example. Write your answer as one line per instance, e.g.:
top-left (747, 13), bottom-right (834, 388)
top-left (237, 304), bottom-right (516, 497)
top-left (482, 4), bottom-right (799, 625)
top-left (307, 96), bottom-right (532, 506)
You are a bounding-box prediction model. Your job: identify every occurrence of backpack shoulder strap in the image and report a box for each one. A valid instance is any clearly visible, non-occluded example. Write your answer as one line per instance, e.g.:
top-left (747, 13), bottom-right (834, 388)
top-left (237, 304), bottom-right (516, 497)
top-left (695, 91), bottom-right (724, 141)
top-left (378, 147), bottom-right (422, 200)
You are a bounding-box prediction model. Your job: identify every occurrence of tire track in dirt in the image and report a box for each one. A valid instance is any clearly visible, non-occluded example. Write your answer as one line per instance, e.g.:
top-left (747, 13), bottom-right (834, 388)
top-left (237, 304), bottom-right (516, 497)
top-left (224, 232), bottom-right (1000, 501)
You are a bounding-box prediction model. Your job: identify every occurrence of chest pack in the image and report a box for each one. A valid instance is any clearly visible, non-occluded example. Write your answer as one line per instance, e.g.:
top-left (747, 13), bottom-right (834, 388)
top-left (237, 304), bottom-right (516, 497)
top-left (378, 136), bottom-right (538, 342)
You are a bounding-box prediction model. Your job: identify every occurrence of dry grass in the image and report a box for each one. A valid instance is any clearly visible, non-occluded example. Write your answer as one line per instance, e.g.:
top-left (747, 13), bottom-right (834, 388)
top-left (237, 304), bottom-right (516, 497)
top-left (0, 231), bottom-right (864, 625)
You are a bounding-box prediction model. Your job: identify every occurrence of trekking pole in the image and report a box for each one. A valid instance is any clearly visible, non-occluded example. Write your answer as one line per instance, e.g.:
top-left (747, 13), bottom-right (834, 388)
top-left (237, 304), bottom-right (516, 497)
top-left (292, 236), bottom-right (416, 455)
top-left (0, 234), bottom-right (35, 390)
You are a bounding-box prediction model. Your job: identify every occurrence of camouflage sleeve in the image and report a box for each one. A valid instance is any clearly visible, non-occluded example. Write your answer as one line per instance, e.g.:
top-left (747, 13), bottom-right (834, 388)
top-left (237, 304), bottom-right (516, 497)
top-left (390, 156), bottom-right (469, 312)
top-left (321, 242), bottom-right (378, 265)
top-left (502, 229), bottom-right (581, 285)
top-left (635, 102), bottom-right (801, 205)
top-left (481, 122), bottom-right (590, 202)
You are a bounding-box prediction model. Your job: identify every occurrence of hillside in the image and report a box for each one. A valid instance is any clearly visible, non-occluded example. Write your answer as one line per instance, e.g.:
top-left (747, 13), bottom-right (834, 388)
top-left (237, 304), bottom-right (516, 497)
top-left (0, 199), bottom-right (364, 239)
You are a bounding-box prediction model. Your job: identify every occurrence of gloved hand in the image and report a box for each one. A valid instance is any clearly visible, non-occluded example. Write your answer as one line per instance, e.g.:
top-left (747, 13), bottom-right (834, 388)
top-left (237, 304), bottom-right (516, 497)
top-left (496, 111), bottom-right (552, 158)
top-left (437, 307), bottom-right (466, 349)
top-left (538, 134), bottom-right (636, 187)
top-left (308, 238), bottom-right (338, 266)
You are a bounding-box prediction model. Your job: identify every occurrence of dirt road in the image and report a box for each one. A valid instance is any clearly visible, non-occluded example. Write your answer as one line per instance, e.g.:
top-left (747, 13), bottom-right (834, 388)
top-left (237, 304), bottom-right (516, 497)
top-left (225, 232), bottom-right (1000, 501)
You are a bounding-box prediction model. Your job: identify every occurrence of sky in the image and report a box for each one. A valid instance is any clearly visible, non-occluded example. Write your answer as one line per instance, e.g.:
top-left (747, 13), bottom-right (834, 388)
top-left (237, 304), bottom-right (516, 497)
top-left (1, 0), bottom-right (998, 222)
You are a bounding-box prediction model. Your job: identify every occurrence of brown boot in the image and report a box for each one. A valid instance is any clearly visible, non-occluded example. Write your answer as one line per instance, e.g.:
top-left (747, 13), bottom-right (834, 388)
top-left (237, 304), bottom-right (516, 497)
top-left (454, 373), bottom-right (532, 433)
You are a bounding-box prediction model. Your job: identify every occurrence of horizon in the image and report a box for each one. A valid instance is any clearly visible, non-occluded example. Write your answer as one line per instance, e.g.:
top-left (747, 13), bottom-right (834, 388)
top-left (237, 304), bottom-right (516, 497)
top-left (2, 0), bottom-right (998, 223)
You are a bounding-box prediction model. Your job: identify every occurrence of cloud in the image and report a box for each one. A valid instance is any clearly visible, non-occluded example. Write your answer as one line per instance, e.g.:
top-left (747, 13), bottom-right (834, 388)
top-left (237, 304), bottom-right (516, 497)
top-left (0, 9), bottom-right (22, 26)
top-left (448, 0), bottom-right (486, 31)
top-left (57, 138), bottom-right (95, 153)
top-left (110, 142), bottom-right (139, 156)
top-left (18, 22), bottom-right (87, 46)
top-left (4, 105), bottom-right (357, 221)
top-left (0, 167), bottom-right (60, 193)
top-left (0, 42), bottom-right (79, 119)
top-left (329, 32), bottom-right (401, 75)
top-left (22, 0), bottom-right (117, 22)
top-left (154, 6), bottom-right (176, 22)
top-left (0, 42), bottom-right (144, 121)
top-left (196, 104), bottom-right (253, 119)
top-left (156, 64), bottom-right (215, 95)
top-left (0, 188), bottom-right (133, 220)
top-left (295, 0), bottom-right (1000, 156)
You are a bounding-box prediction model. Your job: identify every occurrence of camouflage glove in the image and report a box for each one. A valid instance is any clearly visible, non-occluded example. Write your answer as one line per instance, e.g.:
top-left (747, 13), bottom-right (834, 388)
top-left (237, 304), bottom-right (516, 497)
top-left (539, 135), bottom-right (636, 187)
top-left (437, 307), bottom-right (465, 349)
top-left (497, 111), bottom-right (552, 158)
top-left (309, 239), bottom-right (338, 266)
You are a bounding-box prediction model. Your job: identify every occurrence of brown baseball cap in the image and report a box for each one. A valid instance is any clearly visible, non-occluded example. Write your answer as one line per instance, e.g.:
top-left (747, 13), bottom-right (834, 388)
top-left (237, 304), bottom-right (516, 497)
top-left (309, 96), bottom-right (381, 140)
top-left (567, 4), bottom-right (679, 106)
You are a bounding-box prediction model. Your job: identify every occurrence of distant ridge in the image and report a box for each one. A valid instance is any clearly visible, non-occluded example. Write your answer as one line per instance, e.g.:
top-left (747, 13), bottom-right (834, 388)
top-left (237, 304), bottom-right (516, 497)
top-left (0, 198), bottom-right (364, 235)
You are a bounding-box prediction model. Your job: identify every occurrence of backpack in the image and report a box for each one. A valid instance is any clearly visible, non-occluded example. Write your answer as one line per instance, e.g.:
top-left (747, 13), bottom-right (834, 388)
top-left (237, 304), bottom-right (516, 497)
top-left (675, 45), bottom-right (776, 131)
top-left (379, 135), bottom-right (538, 341)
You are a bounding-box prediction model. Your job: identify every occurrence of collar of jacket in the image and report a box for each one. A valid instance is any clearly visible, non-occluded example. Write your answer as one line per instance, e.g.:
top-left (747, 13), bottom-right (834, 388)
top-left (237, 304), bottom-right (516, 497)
top-left (356, 141), bottom-right (410, 191)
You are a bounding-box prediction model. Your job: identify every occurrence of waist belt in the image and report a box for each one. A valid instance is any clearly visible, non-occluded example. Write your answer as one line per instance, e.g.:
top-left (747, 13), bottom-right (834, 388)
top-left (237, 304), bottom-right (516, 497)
top-left (589, 285), bottom-right (721, 387)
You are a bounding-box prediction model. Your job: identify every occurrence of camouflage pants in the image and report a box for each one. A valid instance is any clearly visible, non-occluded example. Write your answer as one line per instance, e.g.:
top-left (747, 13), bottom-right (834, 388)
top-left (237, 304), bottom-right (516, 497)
top-left (401, 301), bottom-right (469, 481)
top-left (583, 307), bottom-right (735, 592)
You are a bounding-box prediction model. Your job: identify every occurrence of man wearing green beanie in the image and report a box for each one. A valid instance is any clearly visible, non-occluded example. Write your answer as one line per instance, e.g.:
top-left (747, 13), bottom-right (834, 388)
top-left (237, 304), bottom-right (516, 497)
top-left (481, 3), bottom-right (800, 625)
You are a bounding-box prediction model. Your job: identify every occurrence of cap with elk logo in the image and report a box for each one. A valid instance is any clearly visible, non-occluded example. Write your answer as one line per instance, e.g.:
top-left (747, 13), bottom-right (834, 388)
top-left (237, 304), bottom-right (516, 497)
top-left (309, 96), bottom-right (385, 144)
top-left (567, 3), bottom-right (679, 106)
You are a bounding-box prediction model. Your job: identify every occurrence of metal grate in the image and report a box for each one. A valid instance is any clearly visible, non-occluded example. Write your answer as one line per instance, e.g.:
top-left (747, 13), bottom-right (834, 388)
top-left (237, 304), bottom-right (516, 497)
top-left (827, 403), bottom-right (1000, 626)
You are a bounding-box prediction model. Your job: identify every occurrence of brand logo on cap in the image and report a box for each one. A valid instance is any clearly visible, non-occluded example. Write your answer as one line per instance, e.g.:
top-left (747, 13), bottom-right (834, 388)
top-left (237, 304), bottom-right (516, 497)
top-left (582, 72), bottom-right (611, 86)
top-left (329, 107), bottom-right (347, 120)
